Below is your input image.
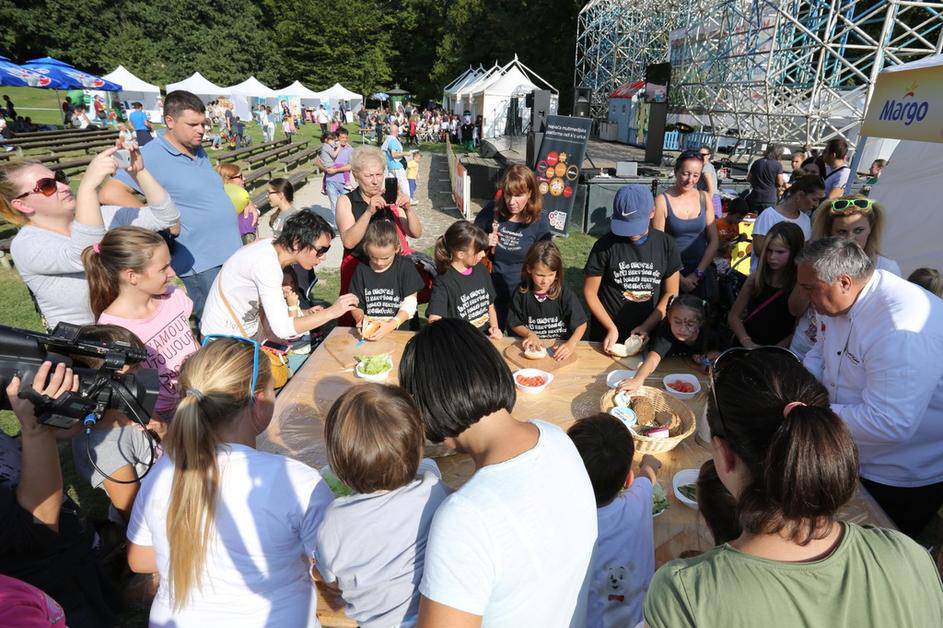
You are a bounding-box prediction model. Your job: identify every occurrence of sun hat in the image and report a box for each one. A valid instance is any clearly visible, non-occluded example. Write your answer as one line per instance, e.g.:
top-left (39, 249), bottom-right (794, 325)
top-left (611, 184), bottom-right (654, 237)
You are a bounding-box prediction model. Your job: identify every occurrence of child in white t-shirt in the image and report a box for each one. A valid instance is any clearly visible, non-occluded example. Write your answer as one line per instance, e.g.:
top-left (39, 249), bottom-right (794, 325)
top-left (313, 383), bottom-right (450, 628)
top-left (568, 413), bottom-right (662, 628)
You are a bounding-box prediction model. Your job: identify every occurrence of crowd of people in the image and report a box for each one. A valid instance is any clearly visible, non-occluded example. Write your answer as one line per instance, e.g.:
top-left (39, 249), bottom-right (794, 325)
top-left (0, 88), bottom-right (942, 627)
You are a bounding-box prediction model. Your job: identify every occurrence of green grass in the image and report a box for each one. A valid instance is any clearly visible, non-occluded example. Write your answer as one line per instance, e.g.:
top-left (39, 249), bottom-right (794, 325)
top-left (1, 85), bottom-right (65, 126)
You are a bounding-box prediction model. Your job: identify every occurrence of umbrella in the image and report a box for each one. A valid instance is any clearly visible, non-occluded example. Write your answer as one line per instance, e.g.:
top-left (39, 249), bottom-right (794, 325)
top-left (23, 56), bottom-right (122, 91)
top-left (371, 92), bottom-right (390, 101)
top-left (0, 55), bottom-right (69, 88)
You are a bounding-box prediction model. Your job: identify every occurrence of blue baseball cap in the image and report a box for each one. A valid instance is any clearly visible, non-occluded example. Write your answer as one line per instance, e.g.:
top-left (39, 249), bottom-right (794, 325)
top-left (611, 184), bottom-right (654, 237)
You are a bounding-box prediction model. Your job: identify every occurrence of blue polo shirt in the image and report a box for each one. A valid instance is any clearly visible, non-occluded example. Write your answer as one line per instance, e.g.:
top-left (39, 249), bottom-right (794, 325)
top-left (115, 133), bottom-right (241, 276)
top-left (128, 109), bottom-right (149, 131)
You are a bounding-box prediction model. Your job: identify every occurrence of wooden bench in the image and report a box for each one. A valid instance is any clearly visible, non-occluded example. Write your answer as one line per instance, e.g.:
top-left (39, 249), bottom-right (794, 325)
top-left (277, 146), bottom-right (319, 172)
top-left (4, 128), bottom-right (116, 147)
top-left (245, 140), bottom-right (309, 169)
top-left (56, 155), bottom-right (96, 174)
top-left (8, 127), bottom-right (80, 139)
top-left (215, 138), bottom-right (287, 163)
top-left (244, 164), bottom-right (275, 190)
top-left (252, 169), bottom-right (312, 211)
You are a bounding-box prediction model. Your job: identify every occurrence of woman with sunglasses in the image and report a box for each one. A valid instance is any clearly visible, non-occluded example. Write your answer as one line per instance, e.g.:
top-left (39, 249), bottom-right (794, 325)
top-left (789, 196), bottom-right (900, 359)
top-left (200, 211), bottom-right (358, 343)
top-left (653, 151), bottom-right (719, 300)
top-left (0, 146), bottom-right (178, 329)
top-left (644, 348), bottom-right (943, 627)
top-left (127, 338), bottom-right (335, 626)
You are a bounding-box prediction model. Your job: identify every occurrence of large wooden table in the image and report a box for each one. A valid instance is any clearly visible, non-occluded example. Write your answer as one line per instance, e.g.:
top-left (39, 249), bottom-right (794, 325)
top-left (258, 327), bottom-right (895, 627)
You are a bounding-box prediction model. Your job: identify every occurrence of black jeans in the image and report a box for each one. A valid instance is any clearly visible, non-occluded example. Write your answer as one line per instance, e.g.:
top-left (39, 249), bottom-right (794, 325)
top-left (860, 476), bottom-right (943, 538)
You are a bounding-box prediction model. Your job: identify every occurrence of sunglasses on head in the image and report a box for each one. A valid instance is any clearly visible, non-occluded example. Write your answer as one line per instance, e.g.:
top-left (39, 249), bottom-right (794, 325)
top-left (679, 150), bottom-right (704, 161)
top-left (201, 335), bottom-right (260, 399)
top-left (829, 198), bottom-right (874, 214)
top-left (708, 345), bottom-right (800, 438)
top-left (15, 169), bottom-right (69, 199)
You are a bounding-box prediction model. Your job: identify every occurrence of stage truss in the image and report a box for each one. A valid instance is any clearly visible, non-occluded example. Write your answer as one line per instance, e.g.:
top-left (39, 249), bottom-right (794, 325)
top-left (575, 0), bottom-right (943, 147)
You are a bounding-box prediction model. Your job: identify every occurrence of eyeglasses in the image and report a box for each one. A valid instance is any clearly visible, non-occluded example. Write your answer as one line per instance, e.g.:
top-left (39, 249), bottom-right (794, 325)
top-left (829, 198), bottom-right (874, 214)
top-left (314, 245), bottom-right (331, 257)
top-left (14, 169), bottom-right (69, 199)
top-left (200, 334), bottom-right (260, 399)
top-left (708, 345), bottom-right (800, 438)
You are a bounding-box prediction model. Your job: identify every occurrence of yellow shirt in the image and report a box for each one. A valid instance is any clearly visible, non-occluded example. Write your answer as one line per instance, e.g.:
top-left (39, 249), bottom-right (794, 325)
top-left (406, 160), bottom-right (419, 180)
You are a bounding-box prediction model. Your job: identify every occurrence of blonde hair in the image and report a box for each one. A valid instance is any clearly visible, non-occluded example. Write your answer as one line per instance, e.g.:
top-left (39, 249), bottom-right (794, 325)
top-left (0, 160), bottom-right (40, 226)
top-left (82, 226), bottom-right (167, 319)
top-left (350, 146), bottom-right (385, 175)
top-left (908, 268), bottom-right (943, 298)
top-left (164, 339), bottom-right (272, 609)
top-left (812, 195), bottom-right (886, 260)
top-left (215, 162), bottom-right (243, 182)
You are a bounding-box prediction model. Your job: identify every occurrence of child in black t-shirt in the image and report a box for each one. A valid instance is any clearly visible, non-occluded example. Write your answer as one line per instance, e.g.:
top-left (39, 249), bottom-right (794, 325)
top-left (617, 295), bottom-right (718, 392)
top-left (349, 220), bottom-right (425, 340)
top-left (428, 220), bottom-right (501, 338)
top-left (508, 240), bottom-right (587, 361)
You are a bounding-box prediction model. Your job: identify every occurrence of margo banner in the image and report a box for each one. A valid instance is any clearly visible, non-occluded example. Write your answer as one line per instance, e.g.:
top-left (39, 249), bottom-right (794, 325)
top-left (861, 61), bottom-right (943, 143)
top-left (534, 115), bottom-right (593, 236)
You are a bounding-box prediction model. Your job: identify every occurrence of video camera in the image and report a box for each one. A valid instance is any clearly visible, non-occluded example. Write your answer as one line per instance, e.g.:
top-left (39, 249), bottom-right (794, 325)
top-left (0, 322), bottom-right (159, 429)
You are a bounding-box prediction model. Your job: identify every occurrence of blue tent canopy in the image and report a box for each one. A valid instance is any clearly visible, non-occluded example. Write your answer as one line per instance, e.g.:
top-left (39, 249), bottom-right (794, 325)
top-left (23, 56), bottom-right (122, 91)
top-left (0, 55), bottom-right (70, 89)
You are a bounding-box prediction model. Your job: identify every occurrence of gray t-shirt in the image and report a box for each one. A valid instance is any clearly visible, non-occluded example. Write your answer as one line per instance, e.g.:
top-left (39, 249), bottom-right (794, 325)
top-left (10, 200), bottom-right (179, 329)
top-left (71, 422), bottom-right (154, 489)
top-left (319, 143), bottom-right (336, 170)
top-left (697, 161), bottom-right (717, 193)
top-left (314, 458), bottom-right (450, 628)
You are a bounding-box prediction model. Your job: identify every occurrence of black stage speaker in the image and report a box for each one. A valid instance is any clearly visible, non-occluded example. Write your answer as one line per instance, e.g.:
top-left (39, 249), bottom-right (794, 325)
top-left (530, 89), bottom-right (552, 133)
top-left (573, 87), bottom-right (592, 117)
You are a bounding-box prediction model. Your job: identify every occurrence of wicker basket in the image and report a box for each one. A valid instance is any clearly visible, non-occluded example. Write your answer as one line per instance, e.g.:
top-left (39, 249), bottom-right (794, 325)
top-left (600, 386), bottom-right (696, 454)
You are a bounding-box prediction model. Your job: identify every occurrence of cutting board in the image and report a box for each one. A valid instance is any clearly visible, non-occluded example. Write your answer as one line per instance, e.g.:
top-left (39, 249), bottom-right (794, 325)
top-left (503, 340), bottom-right (579, 372)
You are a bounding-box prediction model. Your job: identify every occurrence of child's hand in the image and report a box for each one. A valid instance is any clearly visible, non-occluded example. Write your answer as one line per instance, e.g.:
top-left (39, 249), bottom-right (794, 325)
top-left (629, 327), bottom-right (649, 343)
top-left (369, 319), bottom-right (397, 341)
top-left (553, 341), bottom-right (574, 362)
top-left (640, 454), bottom-right (661, 481)
top-left (523, 334), bottom-right (542, 352)
top-left (283, 286), bottom-right (300, 308)
top-left (618, 376), bottom-right (643, 393)
top-left (603, 327), bottom-right (619, 353)
top-left (489, 326), bottom-right (503, 340)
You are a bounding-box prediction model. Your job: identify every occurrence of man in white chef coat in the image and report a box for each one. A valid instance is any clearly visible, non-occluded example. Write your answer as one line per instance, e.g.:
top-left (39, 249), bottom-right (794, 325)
top-left (798, 237), bottom-right (943, 537)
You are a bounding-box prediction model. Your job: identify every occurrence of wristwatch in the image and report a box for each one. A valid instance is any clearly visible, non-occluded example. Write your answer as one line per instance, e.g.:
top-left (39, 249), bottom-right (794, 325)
top-left (693, 268), bottom-right (705, 279)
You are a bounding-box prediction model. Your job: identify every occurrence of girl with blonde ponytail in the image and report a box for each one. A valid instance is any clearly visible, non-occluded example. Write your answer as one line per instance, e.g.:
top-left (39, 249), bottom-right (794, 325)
top-left (127, 338), bottom-right (335, 626)
top-left (83, 226), bottom-right (197, 420)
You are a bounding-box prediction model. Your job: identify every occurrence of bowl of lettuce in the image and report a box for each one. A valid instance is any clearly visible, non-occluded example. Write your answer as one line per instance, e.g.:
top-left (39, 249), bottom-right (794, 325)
top-left (355, 353), bottom-right (393, 381)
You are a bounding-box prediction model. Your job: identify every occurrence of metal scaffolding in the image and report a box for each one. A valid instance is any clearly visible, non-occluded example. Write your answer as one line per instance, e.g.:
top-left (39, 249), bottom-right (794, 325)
top-left (575, 0), bottom-right (943, 147)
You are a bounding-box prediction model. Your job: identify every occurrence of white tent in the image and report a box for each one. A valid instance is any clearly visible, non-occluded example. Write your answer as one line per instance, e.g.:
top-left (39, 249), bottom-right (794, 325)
top-left (472, 56), bottom-right (558, 139)
top-left (444, 66), bottom-right (485, 113)
top-left (274, 81), bottom-right (323, 106)
top-left (442, 66), bottom-right (478, 110)
top-left (103, 65), bottom-right (161, 120)
top-left (319, 82), bottom-right (363, 112)
top-left (455, 64), bottom-right (501, 115)
top-left (226, 76), bottom-right (278, 119)
top-left (165, 72), bottom-right (230, 102)
top-left (858, 53), bottom-right (943, 276)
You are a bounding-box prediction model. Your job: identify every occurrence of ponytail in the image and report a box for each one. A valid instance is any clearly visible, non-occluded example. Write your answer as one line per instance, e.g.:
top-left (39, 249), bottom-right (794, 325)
top-left (164, 339), bottom-right (272, 609)
top-left (434, 220), bottom-right (488, 274)
top-left (81, 226), bottom-right (166, 319)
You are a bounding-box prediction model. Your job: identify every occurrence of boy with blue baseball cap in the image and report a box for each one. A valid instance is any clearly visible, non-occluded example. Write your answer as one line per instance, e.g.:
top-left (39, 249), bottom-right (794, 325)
top-left (583, 184), bottom-right (682, 352)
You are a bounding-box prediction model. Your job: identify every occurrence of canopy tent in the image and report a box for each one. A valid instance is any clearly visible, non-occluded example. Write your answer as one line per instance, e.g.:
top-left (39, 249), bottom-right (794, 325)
top-left (454, 64), bottom-right (501, 115)
top-left (0, 55), bottom-right (69, 88)
top-left (470, 56), bottom-right (558, 139)
top-left (165, 72), bottom-right (229, 102)
top-left (319, 82), bottom-right (363, 112)
top-left (226, 76), bottom-right (278, 119)
top-left (273, 81), bottom-right (322, 106)
top-left (103, 65), bottom-right (161, 118)
top-left (443, 66), bottom-right (484, 112)
top-left (859, 53), bottom-right (943, 276)
top-left (24, 57), bottom-right (121, 91)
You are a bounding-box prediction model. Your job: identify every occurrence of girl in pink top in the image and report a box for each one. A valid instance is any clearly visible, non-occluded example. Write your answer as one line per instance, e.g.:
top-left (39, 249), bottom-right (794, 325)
top-left (83, 226), bottom-right (198, 420)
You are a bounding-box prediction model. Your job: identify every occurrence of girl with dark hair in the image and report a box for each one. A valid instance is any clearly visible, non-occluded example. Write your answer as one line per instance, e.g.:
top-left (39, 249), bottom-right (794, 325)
top-left (618, 294), bottom-right (718, 392)
top-left (266, 178), bottom-right (296, 238)
top-left (728, 221), bottom-right (804, 347)
top-left (474, 164), bottom-right (552, 328)
top-left (653, 151), bottom-right (719, 300)
top-left (645, 349), bottom-right (943, 626)
top-left (83, 226), bottom-right (197, 420)
top-left (749, 175), bottom-right (823, 273)
top-left (508, 240), bottom-right (587, 361)
top-left (427, 220), bottom-right (501, 338)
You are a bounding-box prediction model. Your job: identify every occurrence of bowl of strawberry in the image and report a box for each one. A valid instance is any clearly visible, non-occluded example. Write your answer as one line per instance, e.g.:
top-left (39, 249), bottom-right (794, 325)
top-left (514, 368), bottom-right (554, 394)
top-left (662, 374), bottom-right (701, 400)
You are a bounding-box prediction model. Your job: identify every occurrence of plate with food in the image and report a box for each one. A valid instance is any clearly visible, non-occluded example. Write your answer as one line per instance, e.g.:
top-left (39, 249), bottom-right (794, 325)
top-left (355, 353), bottom-right (394, 382)
top-left (360, 317), bottom-right (385, 340)
top-left (672, 468), bottom-right (699, 509)
top-left (652, 482), bottom-right (669, 517)
top-left (663, 374), bottom-right (701, 400)
top-left (514, 368), bottom-right (553, 394)
top-left (503, 341), bottom-right (578, 372)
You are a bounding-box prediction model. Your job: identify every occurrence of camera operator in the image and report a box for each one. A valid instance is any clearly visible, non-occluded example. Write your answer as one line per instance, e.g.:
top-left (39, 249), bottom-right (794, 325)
top-left (0, 361), bottom-right (120, 627)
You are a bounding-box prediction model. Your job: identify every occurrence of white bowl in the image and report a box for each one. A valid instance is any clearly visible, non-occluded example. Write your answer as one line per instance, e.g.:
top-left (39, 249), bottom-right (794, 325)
top-left (606, 369), bottom-right (637, 388)
top-left (662, 373), bottom-right (701, 400)
top-left (672, 468), bottom-right (700, 510)
top-left (355, 360), bottom-right (393, 382)
top-left (513, 368), bottom-right (554, 394)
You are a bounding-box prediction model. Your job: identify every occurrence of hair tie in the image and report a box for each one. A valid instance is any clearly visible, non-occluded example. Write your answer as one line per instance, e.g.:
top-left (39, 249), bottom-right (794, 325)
top-left (186, 387), bottom-right (205, 402)
top-left (92, 242), bottom-right (101, 254)
top-left (783, 401), bottom-right (806, 417)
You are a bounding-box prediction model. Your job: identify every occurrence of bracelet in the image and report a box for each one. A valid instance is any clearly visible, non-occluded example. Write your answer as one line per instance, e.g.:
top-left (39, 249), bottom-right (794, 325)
top-left (288, 305), bottom-right (301, 313)
top-left (694, 268), bottom-right (705, 279)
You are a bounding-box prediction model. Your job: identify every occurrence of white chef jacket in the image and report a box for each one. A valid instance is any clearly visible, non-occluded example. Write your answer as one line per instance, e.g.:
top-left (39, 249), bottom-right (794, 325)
top-left (804, 270), bottom-right (943, 487)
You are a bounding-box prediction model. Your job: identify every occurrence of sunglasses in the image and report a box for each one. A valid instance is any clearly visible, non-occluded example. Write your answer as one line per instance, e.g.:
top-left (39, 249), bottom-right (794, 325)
top-left (313, 244), bottom-right (331, 256)
top-left (679, 150), bottom-right (704, 161)
top-left (829, 198), bottom-right (874, 214)
top-left (15, 169), bottom-right (69, 199)
top-left (200, 335), bottom-right (260, 399)
top-left (708, 346), bottom-right (800, 438)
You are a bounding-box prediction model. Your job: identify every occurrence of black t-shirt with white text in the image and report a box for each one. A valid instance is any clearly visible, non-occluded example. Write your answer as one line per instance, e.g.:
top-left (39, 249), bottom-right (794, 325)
top-left (349, 255), bottom-right (425, 325)
top-left (473, 202), bottom-right (552, 301)
top-left (584, 230), bottom-right (682, 341)
top-left (428, 265), bottom-right (496, 331)
top-left (508, 286), bottom-right (587, 340)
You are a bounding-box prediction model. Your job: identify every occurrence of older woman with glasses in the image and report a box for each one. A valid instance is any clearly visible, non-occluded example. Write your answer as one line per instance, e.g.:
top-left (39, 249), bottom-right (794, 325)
top-left (200, 211), bottom-right (358, 342)
top-left (644, 347), bottom-right (943, 626)
top-left (0, 145), bottom-right (178, 329)
top-left (654, 151), bottom-right (719, 300)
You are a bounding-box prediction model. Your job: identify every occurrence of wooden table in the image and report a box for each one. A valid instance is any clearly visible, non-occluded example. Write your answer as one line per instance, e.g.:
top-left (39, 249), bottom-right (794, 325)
top-left (259, 327), bottom-right (895, 627)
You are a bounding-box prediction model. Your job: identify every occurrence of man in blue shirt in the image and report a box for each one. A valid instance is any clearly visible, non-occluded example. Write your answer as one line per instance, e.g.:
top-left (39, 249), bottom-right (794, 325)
top-left (99, 90), bottom-right (246, 322)
top-left (128, 102), bottom-right (153, 146)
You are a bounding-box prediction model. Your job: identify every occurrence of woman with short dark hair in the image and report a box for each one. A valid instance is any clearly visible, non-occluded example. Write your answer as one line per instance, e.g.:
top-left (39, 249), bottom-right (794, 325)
top-left (398, 319), bottom-right (597, 626)
top-left (644, 349), bottom-right (943, 627)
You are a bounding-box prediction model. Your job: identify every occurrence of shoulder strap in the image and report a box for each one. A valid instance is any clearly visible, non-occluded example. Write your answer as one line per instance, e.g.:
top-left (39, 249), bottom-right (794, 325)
top-left (215, 271), bottom-right (250, 337)
top-left (743, 288), bottom-right (785, 325)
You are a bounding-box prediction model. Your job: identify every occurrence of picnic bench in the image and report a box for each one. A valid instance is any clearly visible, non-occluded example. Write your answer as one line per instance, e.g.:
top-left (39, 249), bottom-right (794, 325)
top-left (4, 128), bottom-right (116, 148)
top-left (260, 328), bottom-right (897, 627)
top-left (278, 146), bottom-right (319, 173)
top-left (251, 169), bottom-right (312, 211)
top-left (215, 138), bottom-right (288, 163)
top-left (245, 140), bottom-right (310, 169)
top-left (243, 164), bottom-right (276, 190)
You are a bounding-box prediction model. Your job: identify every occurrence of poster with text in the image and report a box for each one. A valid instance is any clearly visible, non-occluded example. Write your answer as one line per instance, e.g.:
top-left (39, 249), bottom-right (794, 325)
top-left (535, 115), bottom-right (592, 236)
